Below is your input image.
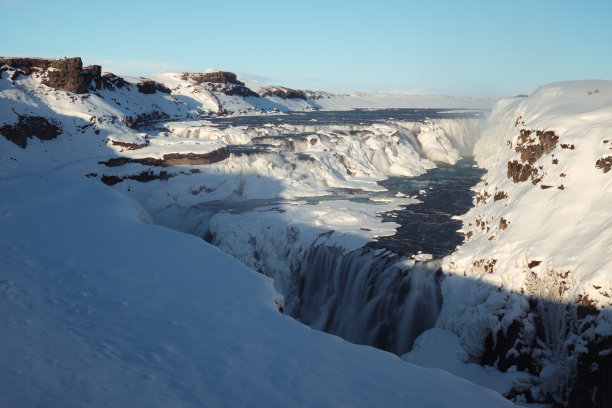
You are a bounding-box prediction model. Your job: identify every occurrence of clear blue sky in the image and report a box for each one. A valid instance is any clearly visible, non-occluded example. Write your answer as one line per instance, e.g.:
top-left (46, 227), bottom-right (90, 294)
top-left (2, 0), bottom-right (611, 96)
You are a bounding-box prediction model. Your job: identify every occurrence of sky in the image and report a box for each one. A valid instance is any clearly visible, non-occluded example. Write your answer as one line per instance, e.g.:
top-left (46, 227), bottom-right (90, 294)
top-left (1, 0), bottom-right (611, 96)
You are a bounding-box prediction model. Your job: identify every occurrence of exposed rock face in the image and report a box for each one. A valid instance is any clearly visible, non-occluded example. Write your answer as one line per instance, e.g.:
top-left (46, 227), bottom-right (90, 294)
top-left (260, 86), bottom-right (307, 100)
top-left (100, 170), bottom-right (173, 186)
top-left (0, 115), bottom-right (61, 148)
top-left (179, 71), bottom-right (259, 97)
top-left (108, 139), bottom-right (148, 150)
top-left (98, 147), bottom-right (230, 168)
top-left (136, 80), bottom-right (171, 95)
top-left (207, 83), bottom-right (259, 98)
top-left (0, 57), bottom-right (49, 75)
top-left (595, 156), bottom-right (612, 173)
top-left (0, 56), bottom-right (101, 94)
top-left (180, 71), bottom-right (245, 86)
top-left (43, 58), bottom-right (99, 94)
top-left (123, 111), bottom-right (170, 129)
top-left (516, 129), bottom-right (559, 164)
top-left (569, 334), bottom-right (612, 408)
top-left (85, 64), bottom-right (102, 77)
top-left (303, 90), bottom-right (330, 100)
top-left (91, 72), bottom-right (129, 91)
top-left (507, 129), bottom-right (559, 184)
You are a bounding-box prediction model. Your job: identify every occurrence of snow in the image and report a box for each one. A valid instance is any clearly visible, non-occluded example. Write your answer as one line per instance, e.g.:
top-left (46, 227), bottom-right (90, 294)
top-left (171, 197), bottom-right (416, 297)
top-left (414, 121), bottom-right (462, 164)
top-left (445, 80), bottom-right (612, 306)
top-left (313, 93), bottom-right (496, 110)
top-left (404, 328), bottom-right (532, 395)
top-left (0, 172), bottom-right (514, 408)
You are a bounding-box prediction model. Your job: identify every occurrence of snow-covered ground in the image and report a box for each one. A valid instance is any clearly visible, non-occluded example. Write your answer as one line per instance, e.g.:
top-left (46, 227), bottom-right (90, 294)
top-left (0, 172), bottom-right (514, 408)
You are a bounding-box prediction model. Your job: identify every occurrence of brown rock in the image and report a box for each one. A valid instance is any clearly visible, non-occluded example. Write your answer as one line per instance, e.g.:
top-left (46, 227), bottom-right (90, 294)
top-left (595, 156), bottom-right (612, 173)
top-left (493, 191), bottom-right (508, 201)
top-left (84, 65), bottom-right (102, 77)
top-left (43, 57), bottom-right (94, 94)
top-left (1, 56), bottom-right (107, 94)
top-left (98, 147), bottom-right (230, 168)
top-left (93, 72), bottom-right (128, 91)
top-left (180, 71), bottom-right (245, 86)
top-left (514, 129), bottom-right (559, 165)
top-left (507, 160), bottom-right (532, 183)
top-left (0, 57), bottom-right (49, 75)
top-left (136, 80), bottom-right (171, 95)
top-left (109, 139), bottom-right (148, 150)
top-left (260, 86), bottom-right (307, 100)
top-left (0, 115), bottom-right (61, 148)
top-left (527, 260), bottom-right (541, 268)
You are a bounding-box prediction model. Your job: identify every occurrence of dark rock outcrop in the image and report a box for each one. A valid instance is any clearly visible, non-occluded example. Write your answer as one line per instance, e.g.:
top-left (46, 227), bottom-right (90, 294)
top-left (0, 115), bottom-right (61, 148)
top-left (207, 83), bottom-right (259, 98)
top-left (260, 86), bottom-right (307, 100)
top-left (84, 64), bottom-right (102, 77)
top-left (0, 57), bottom-right (49, 75)
top-left (179, 71), bottom-right (259, 98)
top-left (160, 150), bottom-right (231, 166)
top-left (180, 71), bottom-right (245, 86)
top-left (136, 80), bottom-right (171, 95)
top-left (568, 334), bottom-right (612, 408)
top-left (123, 111), bottom-right (170, 129)
top-left (92, 72), bottom-right (129, 91)
top-left (494, 190), bottom-right (508, 201)
top-left (101, 170), bottom-right (172, 185)
top-left (507, 129), bottom-right (559, 184)
top-left (43, 58), bottom-right (100, 94)
top-left (507, 160), bottom-right (538, 183)
top-left (515, 129), bottom-right (559, 165)
top-left (595, 156), bottom-right (612, 173)
top-left (108, 139), bottom-right (148, 150)
top-left (98, 147), bottom-right (230, 168)
top-left (1, 56), bottom-right (101, 94)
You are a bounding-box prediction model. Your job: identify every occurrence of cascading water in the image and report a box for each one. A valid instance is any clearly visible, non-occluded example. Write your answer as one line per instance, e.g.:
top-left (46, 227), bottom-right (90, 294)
top-left (286, 159), bottom-right (484, 355)
top-left (292, 245), bottom-right (442, 355)
top-left (151, 109), bottom-right (487, 356)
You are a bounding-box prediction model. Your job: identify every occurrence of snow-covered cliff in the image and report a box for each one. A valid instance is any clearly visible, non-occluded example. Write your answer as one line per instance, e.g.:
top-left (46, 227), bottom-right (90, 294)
top-left (433, 81), bottom-right (612, 406)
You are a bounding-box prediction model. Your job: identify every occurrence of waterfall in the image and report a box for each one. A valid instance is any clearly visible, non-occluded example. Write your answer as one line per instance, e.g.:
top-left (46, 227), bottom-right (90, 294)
top-left (149, 112), bottom-right (487, 357)
top-left (431, 117), bottom-right (485, 156)
top-left (291, 245), bottom-right (442, 355)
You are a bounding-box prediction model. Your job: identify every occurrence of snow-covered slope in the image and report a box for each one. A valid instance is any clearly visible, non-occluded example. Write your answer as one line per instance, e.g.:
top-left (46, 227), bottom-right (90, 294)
top-left (0, 172), bottom-right (516, 408)
top-left (426, 81), bottom-right (612, 406)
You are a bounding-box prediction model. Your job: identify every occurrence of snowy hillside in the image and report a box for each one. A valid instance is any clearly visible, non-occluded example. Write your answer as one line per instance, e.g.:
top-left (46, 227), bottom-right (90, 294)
top-left (0, 173), bottom-right (514, 408)
top-left (0, 57), bottom-right (514, 407)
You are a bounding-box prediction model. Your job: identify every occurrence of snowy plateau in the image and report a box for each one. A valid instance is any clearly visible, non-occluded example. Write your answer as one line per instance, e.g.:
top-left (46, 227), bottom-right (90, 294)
top-left (0, 57), bottom-right (610, 407)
